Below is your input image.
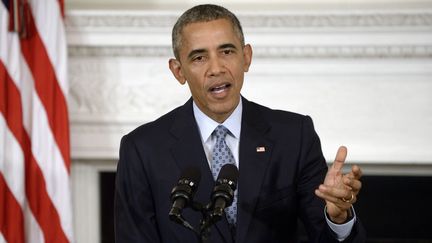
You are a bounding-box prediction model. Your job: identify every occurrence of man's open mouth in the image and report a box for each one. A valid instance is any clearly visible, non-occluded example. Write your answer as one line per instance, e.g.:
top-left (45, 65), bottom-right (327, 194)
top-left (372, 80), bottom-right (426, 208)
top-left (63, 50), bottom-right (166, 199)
top-left (210, 84), bottom-right (231, 93)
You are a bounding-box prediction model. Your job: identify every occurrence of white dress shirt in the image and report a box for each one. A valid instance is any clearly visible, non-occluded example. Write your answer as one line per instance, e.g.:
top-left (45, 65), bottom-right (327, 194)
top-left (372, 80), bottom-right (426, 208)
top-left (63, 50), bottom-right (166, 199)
top-left (192, 99), bottom-right (354, 241)
top-left (193, 101), bottom-right (242, 169)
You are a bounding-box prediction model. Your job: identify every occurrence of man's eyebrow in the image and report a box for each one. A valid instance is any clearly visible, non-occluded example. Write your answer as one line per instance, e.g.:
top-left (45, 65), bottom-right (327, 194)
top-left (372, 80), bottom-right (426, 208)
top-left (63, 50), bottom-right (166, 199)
top-left (219, 43), bottom-right (237, 50)
top-left (187, 48), bottom-right (207, 60)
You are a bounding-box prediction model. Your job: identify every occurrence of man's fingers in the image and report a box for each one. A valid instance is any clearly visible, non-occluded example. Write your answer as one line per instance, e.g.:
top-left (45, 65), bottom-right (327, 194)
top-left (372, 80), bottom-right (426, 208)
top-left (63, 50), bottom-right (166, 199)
top-left (343, 176), bottom-right (362, 192)
top-left (319, 184), bottom-right (351, 196)
top-left (352, 165), bottom-right (363, 179)
top-left (345, 165), bottom-right (363, 181)
top-left (332, 146), bottom-right (347, 171)
top-left (315, 189), bottom-right (355, 207)
top-left (344, 165), bottom-right (362, 180)
top-left (315, 189), bottom-right (341, 204)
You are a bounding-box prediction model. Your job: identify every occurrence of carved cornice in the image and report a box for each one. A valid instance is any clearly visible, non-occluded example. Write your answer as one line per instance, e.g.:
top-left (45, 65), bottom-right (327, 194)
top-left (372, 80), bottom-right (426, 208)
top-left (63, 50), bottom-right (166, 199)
top-left (66, 13), bottom-right (177, 29)
top-left (252, 45), bottom-right (432, 58)
top-left (240, 13), bottom-right (432, 28)
top-left (68, 45), bottom-right (432, 59)
top-left (66, 11), bottom-right (432, 29)
top-left (68, 46), bottom-right (172, 57)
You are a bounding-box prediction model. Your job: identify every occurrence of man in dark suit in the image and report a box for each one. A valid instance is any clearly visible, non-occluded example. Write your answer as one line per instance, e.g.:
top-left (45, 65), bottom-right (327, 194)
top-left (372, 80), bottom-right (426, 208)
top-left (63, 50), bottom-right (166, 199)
top-left (115, 4), bottom-right (366, 243)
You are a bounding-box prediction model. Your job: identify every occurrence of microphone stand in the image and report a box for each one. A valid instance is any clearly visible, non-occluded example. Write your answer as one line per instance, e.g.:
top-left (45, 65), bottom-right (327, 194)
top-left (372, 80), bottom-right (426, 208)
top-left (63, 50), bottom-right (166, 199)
top-left (170, 201), bottom-right (221, 243)
top-left (198, 202), bottom-right (218, 243)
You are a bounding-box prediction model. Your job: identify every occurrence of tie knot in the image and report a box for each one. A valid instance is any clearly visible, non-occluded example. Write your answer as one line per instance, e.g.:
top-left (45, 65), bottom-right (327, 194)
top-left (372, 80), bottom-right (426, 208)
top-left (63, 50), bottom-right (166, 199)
top-left (213, 125), bottom-right (229, 140)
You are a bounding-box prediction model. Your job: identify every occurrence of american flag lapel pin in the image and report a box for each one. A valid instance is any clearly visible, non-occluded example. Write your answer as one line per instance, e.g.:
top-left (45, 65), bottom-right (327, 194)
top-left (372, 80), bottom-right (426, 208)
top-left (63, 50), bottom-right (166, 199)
top-left (256, 146), bottom-right (266, 153)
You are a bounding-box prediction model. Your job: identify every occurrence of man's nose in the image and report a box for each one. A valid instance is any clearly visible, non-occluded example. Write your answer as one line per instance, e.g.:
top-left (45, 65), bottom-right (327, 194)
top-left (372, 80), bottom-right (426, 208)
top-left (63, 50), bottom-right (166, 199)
top-left (208, 57), bottom-right (225, 76)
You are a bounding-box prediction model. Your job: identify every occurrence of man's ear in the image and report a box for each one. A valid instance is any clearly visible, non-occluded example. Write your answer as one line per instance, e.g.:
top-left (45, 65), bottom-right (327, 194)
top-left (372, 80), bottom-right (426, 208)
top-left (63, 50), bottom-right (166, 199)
top-left (243, 44), bottom-right (253, 72)
top-left (169, 58), bottom-right (186, 85)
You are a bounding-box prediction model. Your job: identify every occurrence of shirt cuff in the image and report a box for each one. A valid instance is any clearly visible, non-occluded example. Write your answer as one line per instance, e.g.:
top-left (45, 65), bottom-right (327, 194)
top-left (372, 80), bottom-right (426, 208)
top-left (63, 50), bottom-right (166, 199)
top-left (324, 206), bottom-right (356, 241)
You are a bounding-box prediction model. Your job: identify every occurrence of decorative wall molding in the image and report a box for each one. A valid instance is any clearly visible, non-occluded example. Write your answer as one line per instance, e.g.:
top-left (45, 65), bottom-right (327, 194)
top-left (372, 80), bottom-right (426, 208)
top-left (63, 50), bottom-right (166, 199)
top-left (239, 13), bottom-right (432, 28)
top-left (68, 45), bottom-right (432, 58)
top-left (66, 13), bottom-right (177, 29)
top-left (253, 45), bottom-right (432, 58)
top-left (68, 58), bottom-right (189, 121)
top-left (68, 46), bottom-right (172, 57)
top-left (66, 10), bottom-right (432, 58)
top-left (66, 11), bottom-right (432, 29)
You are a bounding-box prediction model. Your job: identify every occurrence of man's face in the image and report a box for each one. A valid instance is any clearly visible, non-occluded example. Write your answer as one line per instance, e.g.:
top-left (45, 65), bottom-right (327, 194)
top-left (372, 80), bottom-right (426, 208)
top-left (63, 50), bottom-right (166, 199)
top-left (169, 18), bottom-right (252, 123)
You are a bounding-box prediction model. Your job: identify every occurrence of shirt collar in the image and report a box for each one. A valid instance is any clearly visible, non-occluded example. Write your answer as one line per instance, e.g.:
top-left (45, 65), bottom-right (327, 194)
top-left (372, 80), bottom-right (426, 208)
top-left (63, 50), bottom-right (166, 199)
top-left (193, 99), bottom-right (242, 142)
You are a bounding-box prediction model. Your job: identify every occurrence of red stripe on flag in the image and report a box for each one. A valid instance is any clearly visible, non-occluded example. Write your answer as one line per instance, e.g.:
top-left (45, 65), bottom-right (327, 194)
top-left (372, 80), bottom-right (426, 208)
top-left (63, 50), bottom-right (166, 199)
top-left (0, 174), bottom-right (25, 243)
top-left (19, 12), bottom-right (70, 173)
top-left (0, 61), bottom-right (69, 243)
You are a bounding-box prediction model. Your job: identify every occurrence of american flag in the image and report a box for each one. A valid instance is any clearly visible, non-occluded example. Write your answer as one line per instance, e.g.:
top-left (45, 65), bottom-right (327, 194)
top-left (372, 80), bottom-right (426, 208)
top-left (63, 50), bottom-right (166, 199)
top-left (0, 0), bottom-right (73, 242)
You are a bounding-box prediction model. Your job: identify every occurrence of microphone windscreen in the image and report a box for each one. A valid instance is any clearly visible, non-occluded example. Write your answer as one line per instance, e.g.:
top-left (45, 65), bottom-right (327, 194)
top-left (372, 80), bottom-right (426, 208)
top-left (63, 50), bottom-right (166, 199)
top-left (179, 167), bottom-right (201, 185)
top-left (217, 164), bottom-right (238, 183)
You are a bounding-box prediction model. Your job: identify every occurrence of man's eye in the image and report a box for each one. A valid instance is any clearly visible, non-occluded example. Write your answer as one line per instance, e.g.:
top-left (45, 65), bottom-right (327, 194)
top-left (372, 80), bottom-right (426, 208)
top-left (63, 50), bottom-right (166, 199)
top-left (193, 56), bottom-right (204, 61)
top-left (223, 49), bottom-right (233, 55)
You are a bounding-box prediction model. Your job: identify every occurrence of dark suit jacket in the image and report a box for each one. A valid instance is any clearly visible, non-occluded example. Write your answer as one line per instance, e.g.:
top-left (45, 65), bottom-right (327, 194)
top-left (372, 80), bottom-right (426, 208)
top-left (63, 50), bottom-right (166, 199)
top-left (114, 97), bottom-right (366, 243)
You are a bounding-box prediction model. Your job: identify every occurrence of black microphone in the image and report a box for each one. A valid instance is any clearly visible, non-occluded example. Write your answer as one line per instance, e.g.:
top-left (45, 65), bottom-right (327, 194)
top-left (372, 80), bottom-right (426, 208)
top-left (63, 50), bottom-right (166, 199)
top-left (209, 164), bottom-right (239, 222)
top-left (169, 167), bottom-right (201, 224)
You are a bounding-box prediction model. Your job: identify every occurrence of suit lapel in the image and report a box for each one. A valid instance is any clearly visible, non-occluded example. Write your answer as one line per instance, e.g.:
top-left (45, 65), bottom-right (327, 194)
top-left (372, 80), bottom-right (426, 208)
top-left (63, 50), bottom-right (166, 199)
top-left (236, 98), bottom-right (274, 243)
top-left (169, 99), bottom-right (233, 243)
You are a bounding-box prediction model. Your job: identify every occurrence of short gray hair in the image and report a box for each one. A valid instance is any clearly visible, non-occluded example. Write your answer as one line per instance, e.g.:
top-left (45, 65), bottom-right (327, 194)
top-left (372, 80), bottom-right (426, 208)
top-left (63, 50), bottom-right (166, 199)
top-left (172, 4), bottom-right (245, 60)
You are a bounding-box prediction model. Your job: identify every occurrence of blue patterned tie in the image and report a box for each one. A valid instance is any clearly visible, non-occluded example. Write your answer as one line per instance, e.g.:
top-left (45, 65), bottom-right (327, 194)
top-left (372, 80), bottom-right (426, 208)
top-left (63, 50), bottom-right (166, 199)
top-left (211, 125), bottom-right (237, 225)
